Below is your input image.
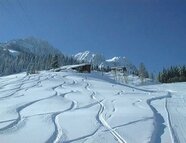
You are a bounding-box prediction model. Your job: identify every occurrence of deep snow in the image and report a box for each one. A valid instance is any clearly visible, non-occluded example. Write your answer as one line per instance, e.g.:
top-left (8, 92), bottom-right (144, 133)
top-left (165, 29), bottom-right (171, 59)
top-left (0, 71), bottom-right (185, 143)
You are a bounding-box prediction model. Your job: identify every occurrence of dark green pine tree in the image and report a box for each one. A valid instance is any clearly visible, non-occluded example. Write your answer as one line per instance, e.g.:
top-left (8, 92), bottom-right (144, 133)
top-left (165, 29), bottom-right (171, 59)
top-left (138, 63), bottom-right (149, 82)
top-left (51, 55), bottom-right (59, 69)
top-left (158, 65), bottom-right (186, 83)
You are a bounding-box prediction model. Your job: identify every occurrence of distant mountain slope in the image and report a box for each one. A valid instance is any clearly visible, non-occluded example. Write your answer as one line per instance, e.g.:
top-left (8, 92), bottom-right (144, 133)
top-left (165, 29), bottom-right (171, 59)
top-left (74, 51), bottom-right (138, 74)
top-left (0, 37), bottom-right (77, 76)
top-left (100, 56), bottom-right (138, 74)
top-left (0, 37), bottom-right (61, 55)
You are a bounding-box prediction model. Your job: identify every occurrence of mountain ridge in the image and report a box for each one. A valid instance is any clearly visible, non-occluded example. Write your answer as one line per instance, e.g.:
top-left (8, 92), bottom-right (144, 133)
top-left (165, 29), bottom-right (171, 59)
top-left (0, 37), bottom-right (61, 56)
top-left (74, 51), bottom-right (138, 74)
top-left (0, 37), bottom-right (77, 76)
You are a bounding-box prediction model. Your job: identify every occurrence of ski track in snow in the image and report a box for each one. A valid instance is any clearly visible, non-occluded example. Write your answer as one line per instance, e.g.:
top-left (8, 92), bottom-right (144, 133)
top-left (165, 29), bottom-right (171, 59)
top-left (165, 92), bottom-right (179, 143)
top-left (83, 80), bottom-right (127, 143)
top-left (121, 83), bottom-right (174, 143)
top-left (104, 117), bottom-right (153, 131)
top-left (0, 92), bottom-right (57, 132)
top-left (47, 85), bottom-right (78, 143)
top-left (0, 74), bottom-right (63, 132)
top-left (146, 94), bottom-right (171, 143)
top-left (165, 91), bottom-right (186, 143)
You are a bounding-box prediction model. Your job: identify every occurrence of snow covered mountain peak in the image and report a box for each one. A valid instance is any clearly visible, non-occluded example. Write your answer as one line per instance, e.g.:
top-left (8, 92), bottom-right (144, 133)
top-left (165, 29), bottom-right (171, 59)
top-left (1, 37), bottom-right (61, 56)
top-left (106, 56), bottom-right (126, 62)
top-left (74, 51), bottom-right (91, 61)
top-left (74, 51), bottom-right (138, 74)
top-left (74, 51), bottom-right (105, 65)
top-left (101, 56), bottom-right (137, 74)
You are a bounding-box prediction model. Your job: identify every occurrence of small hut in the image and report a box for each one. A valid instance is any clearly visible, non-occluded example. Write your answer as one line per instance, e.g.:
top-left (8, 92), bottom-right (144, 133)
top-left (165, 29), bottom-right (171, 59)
top-left (71, 64), bottom-right (91, 73)
top-left (111, 66), bottom-right (127, 73)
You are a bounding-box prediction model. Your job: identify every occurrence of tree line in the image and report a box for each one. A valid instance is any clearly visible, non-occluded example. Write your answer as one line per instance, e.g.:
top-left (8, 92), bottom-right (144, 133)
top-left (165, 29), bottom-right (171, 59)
top-left (158, 65), bottom-right (186, 83)
top-left (0, 49), bottom-right (78, 76)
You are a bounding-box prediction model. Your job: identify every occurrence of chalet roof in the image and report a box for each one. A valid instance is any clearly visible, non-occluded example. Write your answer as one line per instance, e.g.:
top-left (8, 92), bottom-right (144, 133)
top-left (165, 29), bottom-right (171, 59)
top-left (61, 63), bottom-right (91, 70)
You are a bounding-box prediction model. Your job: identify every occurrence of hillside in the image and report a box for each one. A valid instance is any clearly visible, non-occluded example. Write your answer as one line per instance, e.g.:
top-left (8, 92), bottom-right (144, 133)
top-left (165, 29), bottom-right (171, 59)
top-left (0, 70), bottom-right (185, 143)
top-left (0, 37), bottom-right (61, 55)
top-left (0, 37), bottom-right (77, 76)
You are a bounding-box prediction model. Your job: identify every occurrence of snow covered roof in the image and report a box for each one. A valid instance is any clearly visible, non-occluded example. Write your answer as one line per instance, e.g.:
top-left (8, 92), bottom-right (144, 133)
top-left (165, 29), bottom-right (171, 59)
top-left (61, 63), bottom-right (91, 70)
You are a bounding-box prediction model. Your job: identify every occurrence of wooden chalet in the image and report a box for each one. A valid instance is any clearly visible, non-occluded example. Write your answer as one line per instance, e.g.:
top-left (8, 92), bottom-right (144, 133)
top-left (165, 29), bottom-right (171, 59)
top-left (111, 66), bottom-right (127, 73)
top-left (71, 64), bottom-right (91, 73)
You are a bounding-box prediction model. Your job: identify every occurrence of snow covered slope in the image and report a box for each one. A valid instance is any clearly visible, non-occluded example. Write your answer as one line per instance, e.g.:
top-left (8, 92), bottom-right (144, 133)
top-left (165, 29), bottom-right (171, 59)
top-left (0, 70), bottom-right (185, 143)
top-left (0, 37), bottom-right (73, 76)
top-left (144, 83), bottom-right (186, 143)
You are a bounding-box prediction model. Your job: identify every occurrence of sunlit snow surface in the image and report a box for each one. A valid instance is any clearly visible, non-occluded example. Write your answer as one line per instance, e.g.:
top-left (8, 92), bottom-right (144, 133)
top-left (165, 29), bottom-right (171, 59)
top-left (0, 71), bottom-right (185, 143)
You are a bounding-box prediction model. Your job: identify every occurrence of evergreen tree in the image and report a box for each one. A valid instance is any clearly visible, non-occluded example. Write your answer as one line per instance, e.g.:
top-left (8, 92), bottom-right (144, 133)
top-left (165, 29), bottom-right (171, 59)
top-left (0, 47), bottom-right (78, 76)
top-left (150, 72), bottom-right (155, 81)
top-left (51, 55), bottom-right (59, 69)
top-left (138, 63), bottom-right (149, 82)
top-left (158, 65), bottom-right (186, 83)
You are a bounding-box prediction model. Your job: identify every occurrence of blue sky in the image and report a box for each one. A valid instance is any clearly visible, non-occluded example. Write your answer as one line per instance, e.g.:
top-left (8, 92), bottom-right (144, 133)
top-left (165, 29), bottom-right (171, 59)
top-left (0, 0), bottom-right (186, 72)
